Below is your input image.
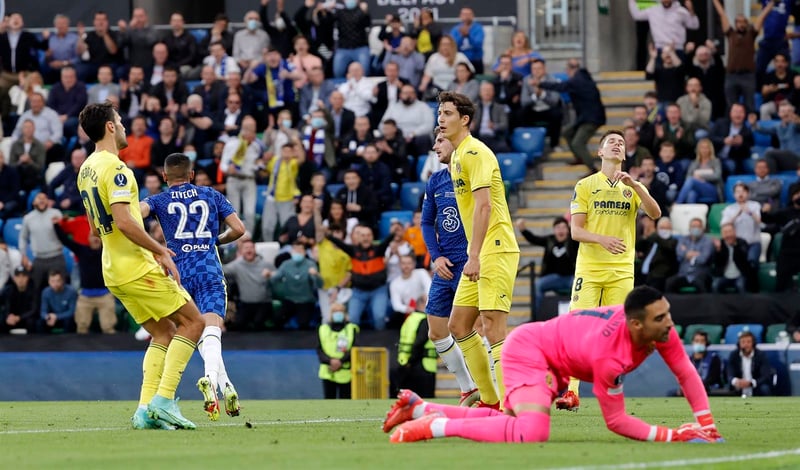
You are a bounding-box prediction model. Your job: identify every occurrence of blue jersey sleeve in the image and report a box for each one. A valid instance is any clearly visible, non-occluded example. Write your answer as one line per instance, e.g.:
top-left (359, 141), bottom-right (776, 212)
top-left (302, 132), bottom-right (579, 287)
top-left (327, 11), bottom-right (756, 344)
top-left (214, 188), bottom-right (236, 220)
top-left (421, 178), bottom-right (441, 261)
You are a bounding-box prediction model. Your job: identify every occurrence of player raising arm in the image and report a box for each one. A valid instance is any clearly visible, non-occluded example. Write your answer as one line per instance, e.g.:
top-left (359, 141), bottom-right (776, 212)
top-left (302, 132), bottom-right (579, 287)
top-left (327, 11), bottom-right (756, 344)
top-left (558, 129), bottom-right (661, 411)
top-left (77, 102), bottom-right (204, 430)
top-left (383, 286), bottom-right (725, 444)
top-left (140, 153), bottom-right (246, 421)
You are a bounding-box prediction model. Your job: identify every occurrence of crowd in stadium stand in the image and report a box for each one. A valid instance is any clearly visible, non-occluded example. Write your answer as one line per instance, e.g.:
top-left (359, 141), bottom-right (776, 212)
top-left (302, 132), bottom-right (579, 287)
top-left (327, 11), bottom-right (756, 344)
top-left (0, 1), bottom-right (799, 339)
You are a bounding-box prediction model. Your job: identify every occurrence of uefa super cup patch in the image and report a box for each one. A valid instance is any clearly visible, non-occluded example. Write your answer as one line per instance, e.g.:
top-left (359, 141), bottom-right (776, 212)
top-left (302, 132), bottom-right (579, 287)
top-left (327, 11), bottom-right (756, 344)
top-left (114, 173), bottom-right (128, 187)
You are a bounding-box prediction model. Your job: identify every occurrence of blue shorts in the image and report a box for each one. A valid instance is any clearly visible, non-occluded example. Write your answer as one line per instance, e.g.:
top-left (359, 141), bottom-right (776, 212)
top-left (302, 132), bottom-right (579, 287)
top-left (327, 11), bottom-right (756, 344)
top-left (183, 273), bottom-right (228, 318)
top-left (426, 264), bottom-right (464, 318)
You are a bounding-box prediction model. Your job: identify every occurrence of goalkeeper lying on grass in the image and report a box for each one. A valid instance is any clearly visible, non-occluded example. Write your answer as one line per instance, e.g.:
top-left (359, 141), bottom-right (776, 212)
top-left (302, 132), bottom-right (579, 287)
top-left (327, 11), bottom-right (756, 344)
top-left (383, 286), bottom-right (724, 444)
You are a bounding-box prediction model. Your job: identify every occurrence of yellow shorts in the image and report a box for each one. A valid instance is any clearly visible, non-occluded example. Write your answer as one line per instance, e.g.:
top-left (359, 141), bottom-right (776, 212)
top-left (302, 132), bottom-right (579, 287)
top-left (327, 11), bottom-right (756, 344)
top-left (568, 269), bottom-right (633, 310)
top-left (453, 252), bottom-right (519, 312)
top-left (109, 268), bottom-right (192, 325)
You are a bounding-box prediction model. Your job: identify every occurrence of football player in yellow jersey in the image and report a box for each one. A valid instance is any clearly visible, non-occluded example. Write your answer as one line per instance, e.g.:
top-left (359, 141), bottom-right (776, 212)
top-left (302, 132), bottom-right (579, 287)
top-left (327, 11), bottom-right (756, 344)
top-left (77, 102), bottom-right (205, 430)
top-left (435, 91), bottom-right (521, 409)
top-left (556, 129), bottom-right (661, 411)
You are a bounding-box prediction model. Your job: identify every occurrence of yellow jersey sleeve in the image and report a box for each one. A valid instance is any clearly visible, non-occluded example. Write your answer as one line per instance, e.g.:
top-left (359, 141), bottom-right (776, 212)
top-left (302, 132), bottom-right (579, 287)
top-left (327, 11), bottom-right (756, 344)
top-left (570, 178), bottom-right (590, 215)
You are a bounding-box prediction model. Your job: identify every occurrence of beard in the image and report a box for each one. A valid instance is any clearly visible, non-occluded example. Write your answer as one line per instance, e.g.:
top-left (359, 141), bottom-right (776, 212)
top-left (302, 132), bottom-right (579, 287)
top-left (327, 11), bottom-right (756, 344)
top-left (116, 130), bottom-right (129, 150)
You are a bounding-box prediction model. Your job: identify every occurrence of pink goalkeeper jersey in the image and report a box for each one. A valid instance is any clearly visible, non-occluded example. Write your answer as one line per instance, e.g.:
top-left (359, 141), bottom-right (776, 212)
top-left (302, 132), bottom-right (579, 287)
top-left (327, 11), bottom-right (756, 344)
top-left (525, 305), bottom-right (710, 441)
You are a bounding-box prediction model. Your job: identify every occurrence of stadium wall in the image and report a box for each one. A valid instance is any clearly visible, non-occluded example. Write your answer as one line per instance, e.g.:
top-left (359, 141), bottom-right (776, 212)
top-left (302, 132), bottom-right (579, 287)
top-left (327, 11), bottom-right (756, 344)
top-left (3, 345), bottom-right (799, 401)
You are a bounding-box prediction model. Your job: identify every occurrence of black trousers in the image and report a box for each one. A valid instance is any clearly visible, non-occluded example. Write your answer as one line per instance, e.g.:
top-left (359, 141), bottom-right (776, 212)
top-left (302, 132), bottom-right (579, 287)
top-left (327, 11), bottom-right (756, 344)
top-left (322, 379), bottom-right (351, 399)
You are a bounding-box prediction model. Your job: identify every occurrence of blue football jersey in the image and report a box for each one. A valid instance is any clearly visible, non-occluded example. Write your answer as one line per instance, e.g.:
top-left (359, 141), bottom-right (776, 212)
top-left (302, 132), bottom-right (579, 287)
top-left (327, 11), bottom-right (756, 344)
top-left (421, 168), bottom-right (468, 264)
top-left (145, 183), bottom-right (235, 279)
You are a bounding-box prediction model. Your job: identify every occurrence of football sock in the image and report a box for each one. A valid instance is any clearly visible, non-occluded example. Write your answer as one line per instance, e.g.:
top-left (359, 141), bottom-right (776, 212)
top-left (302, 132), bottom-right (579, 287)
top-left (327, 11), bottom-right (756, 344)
top-left (490, 340), bottom-right (505, 401)
top-left (457, 331), bottom-right (499, 405)
top-left (198, 326), bottom-right (222, 390)
top-left (568, 377), bottom-right (580, 396)
top-left (157, 335), bottom-right (197, 400)
top-left (139, 342), bottom-right (167, 406)
top-left (433, 336), bottom-right (476, 393)
top-left (443, 411), bottom-right (550, 442)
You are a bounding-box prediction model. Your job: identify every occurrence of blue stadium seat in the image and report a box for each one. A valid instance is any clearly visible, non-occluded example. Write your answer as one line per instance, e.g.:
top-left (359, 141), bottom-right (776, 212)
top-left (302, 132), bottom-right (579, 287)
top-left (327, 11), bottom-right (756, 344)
top-left (325, 78), bottom-right (347, 88)
top-left (416, 154), bottom-right (428, 179)
top-left (399, 182), bottom-right (425, 211)
top-left (326, 183), bottom-right (345, 198)
top-left (753, 120), bottom-right (780, 147)
top-left (551, 72), bottom-right (571, 103)
top-left (195, 158), bottom-right (214, 169)
top-left (185, 80), bottom-right (202, 91)
top-left (776, 174), bottom-right (796, 206)
top-left (27, 188), bottom-right (41, 212)
top-left (496, 152), bottom-right (527, 186)
top-left (189, 29), bottom-right (208, 44)
top-left (426, 102), bottom-right (439, 123)
top-left (255, 185), bottom-right (268, 215)
top-left (724, 324), bottom-right (764, 345)
top-left (724, 175), bottom-right (756, 202)
top-left (3, 217), bottom-right (23, 248)
top-left (63, 247), bottom-right (75, 279)
top-left (511, 127), bottom-right (546, 164)
top-left (379, 210), bottom-right (413, 238)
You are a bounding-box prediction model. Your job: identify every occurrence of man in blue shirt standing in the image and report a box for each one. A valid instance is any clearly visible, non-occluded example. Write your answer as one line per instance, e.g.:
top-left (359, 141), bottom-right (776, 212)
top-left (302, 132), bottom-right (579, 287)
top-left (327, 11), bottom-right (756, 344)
top-left (450, 8), bottom-right (485, 74)
top-left (757, 0), bottom-right (793, 78)
top-left (421, 129), bottom-right (478, 407)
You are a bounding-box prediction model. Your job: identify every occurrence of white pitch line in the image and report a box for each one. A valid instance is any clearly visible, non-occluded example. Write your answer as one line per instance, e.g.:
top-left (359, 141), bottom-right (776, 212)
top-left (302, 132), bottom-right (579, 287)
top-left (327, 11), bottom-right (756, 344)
top-left (0, 417), bottom-right (382, 435)
top-left (552, 447), bottom-right (800, 470)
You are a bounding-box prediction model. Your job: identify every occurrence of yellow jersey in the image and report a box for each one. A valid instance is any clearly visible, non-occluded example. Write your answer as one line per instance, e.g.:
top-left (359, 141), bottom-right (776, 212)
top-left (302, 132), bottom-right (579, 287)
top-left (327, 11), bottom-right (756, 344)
top-left (266, 156), bottom-right (299, 202)
top-left (317, 238), bottom-right (352, 290)
top-left (77, 150), bottom-right (160, 286)
top-left (451, 135), bottom-right (519, 256)
top-left (570, 172), bottom-right (645, 273)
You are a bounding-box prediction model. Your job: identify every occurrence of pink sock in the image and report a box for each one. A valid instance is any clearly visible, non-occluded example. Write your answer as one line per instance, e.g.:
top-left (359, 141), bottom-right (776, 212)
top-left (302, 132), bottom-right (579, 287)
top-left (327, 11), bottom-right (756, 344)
top-left (444, 412), bottom-right (550, 442)
top-left (424, 402), bottom-right (501, 418)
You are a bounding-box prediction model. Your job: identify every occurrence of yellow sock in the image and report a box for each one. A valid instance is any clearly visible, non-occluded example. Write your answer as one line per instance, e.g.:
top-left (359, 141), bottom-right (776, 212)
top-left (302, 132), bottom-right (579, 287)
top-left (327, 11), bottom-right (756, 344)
top-left (490, 340), bottom-right (505, 401)
top-left (156, 335), bottom-right (197, 400)
top-left (139, 342), bottom-right (167, 406)
top-left (568, 377), bottom-right (580, 396)
top-left (457, 331), bottom-right (499, 405)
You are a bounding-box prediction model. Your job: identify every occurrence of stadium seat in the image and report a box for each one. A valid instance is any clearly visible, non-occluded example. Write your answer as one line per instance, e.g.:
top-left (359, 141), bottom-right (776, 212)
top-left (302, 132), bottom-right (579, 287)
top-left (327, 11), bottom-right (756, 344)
top-left (741, 155), bottom-right (759, 174)
top-left (673, 324), bottom-right (683, 338)
top-left (27, 188), bottom-right (41, 212)
top-left (195, 158), bottom-right (214, 169)
top-left (3, 217), bottom-right (23, 248)
top-left (683, 324), bottom-right (723, 344)
top-left (326, 183), bottom-right (345, 198)
top-left (189, 29), bottom-right (208, 44)
top-left (765, 323), bottom-right (788, 344)
top-left (706, 203), bottom-right (726, 237)
top-left (325, 77), bottom-right (347, 87)
top-left (551, 72), bottom-right (571, 103)
top-left (379, 210), bottom-right (413, 238)
top-left (776, 173), bottom-right (796, 206)
top-left (771, 232), bottom-right (782, 261)
top-left (759, 232), bottom-right (771, 263)
top-left (426, 101), bottom-right (439, 123)
top-left (496, 152), bottom-right (527, 186)
top-left (255, 185), bottom-right (268, 216)
top-left (753, 120), bottom-right (780, 147)
top-left (254, 242), bottom-right (280, 265)
top-left (724, 175), bottom-right (756, 202)
top-left (669, 204), bottom-right (709, 236)
top-left (184, 80), bottom-right (201, 91)
top-left (399, 182), bottom-right (425, 211)
top-left (416, 154), bottom-right (428, 179)
top-left (510, 127), bottom-right (546, 164)
top-left (758, 262), bottom-right (777, 293)
top-left (724, 324), bottom-right (764, 345)
top-left (63, 247), bottom-right (75, 279)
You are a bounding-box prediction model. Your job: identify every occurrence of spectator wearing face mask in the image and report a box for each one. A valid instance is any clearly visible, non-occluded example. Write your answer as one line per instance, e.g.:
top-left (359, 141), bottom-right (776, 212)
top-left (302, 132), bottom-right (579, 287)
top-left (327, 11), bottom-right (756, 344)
top-left (665, 217), bottom-right (715, 293)
top-left (669, 331), bottom-right (723, 396)
top-left (269, 240), bottom-right (323, 330)
top-left (636, 216), bottom-right (679, 292)
top-left (317, 303), bottom-right (359, 399)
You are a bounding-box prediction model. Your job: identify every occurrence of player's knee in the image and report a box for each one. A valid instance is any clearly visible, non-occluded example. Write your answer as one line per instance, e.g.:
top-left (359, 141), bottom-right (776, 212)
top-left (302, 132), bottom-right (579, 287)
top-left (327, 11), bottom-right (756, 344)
top-left (513, 413), bottom-right (550, 442)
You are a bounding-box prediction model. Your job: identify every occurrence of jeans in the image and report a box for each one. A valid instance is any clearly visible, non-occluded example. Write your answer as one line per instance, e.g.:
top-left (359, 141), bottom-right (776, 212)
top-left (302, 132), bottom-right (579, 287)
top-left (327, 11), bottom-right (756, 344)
top-left (534, 274), bottom-right (573, 315)
top-left (712, 276), bottom-right (746, 293)
top-left (675, 177), bottom-right (719, 204)
top-left (348, 284), bottom-right (388, 330)
top-left (747, 242), bottom-right (761, 267)
top-left (333, 46), bottom-right (371, 78)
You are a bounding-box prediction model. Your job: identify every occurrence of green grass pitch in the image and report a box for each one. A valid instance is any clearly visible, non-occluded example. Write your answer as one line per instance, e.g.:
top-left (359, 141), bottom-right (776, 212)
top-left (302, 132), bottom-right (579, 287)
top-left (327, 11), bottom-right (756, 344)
top-left (2, 397), bottom-right (799, 469)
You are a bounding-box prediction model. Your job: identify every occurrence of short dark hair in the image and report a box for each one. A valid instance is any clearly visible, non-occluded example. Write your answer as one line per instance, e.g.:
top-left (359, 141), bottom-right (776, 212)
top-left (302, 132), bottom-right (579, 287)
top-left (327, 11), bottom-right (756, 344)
top-left (693, 331), bottom-right (709, 344)
top-left (437, 91), bottom-right (475, 126)
top-left (644, 91), bottom-right (658, 99)
top-left (164, 153), bottom-right (193, 180)
top-left (599, 129), bottom-right (624, 147)
top-left (383, 119), bottom-right (397, 127)
top-left (623, 286), bottom-right (664, 321)
top-left (48, 270), bottom-right (64, 279)
top-left (738, 330), bottom-right (757, 345)
top-left (734, 181), bottom-right (750, 193)
top-left (343, 169), bottom-right (360, 178)
top-left (79, 102), bottom-right (117, 143)
top-left (552, 216), bottom-right (569, 228)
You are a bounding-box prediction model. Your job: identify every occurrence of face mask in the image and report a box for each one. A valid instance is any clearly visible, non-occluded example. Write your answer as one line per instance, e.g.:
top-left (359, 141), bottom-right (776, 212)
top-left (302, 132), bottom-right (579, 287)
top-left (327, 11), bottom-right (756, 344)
top-left (691, 343), bottom-right (706, 354)
top-left (247, 19), bottom-right (259, 31)
top-left (331, 312), bottom-right (345, 323)
top-left (690, 228), bottom-right (703, 238)
top-left (345, 0), bottom-right (357, 9)
top-left (184, 151), bottom-right (197, 162)
top-left (274, 17), bottom-right (286, 31)
top-left (401, 98), bottom-right (414, 106)
top-left (657, 229), bottom-right (671, 240)
top-left (311, 117), bottom-right (325, 129)
top-left (291, 252), bottom-right (305, 263)
top-left (281, 119), bottom-right (293, 129)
